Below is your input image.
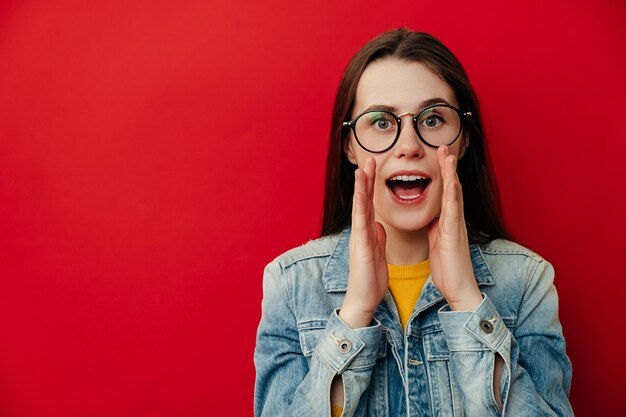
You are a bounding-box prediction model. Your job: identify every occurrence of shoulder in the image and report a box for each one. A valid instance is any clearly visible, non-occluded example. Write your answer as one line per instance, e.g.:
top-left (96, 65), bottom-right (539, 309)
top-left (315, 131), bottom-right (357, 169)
top-left (478, 238), bottom-right (546, 263)
top-left (476, 238), bottom-right (555, 290)
top-left (271, 232), bottom-right (343, 269)
top-left (262, 232), bottom-right (345, 288)
top-left (262, 232), bottom-right (347, 314)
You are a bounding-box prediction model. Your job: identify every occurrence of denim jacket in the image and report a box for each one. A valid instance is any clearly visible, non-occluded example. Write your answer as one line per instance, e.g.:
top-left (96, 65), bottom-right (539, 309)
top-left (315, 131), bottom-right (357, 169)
top-left (254, 228), bottom-right (573, 417)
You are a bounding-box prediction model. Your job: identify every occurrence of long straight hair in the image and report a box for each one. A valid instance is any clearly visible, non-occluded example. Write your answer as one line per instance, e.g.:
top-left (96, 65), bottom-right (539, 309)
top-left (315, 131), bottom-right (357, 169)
top-left (321, 29), bottom-right (509, 243)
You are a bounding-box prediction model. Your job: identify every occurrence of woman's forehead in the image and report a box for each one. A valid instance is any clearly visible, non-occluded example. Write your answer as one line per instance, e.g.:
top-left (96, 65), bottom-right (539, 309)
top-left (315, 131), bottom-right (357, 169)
top-left (354, 58), bottom-right (458, 112)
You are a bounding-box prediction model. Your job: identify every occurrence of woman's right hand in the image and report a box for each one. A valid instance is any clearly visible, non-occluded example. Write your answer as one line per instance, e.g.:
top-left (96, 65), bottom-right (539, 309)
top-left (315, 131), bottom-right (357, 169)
top-left (339, 157), bottom-right (388, 329)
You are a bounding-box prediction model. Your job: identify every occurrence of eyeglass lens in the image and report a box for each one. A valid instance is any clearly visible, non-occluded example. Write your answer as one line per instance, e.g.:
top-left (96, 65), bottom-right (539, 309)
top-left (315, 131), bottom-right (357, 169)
top-left (353, 106), bottom-right (461, 152)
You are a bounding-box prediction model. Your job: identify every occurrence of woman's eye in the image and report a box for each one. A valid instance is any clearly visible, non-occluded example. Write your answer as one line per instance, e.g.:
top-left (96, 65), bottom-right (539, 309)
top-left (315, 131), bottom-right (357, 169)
top-left (420, 114), bottom-right (444, 128)
top-left (369, 114), bottom-right (393, 130)
top-left (375, 119), bottom-right (390, 129)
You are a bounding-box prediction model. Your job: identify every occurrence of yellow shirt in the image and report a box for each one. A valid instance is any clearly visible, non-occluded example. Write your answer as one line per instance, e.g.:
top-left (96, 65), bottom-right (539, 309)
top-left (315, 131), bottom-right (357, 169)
top-left (331, 260), bottom-right (430, 417)
top-left (387, 259), bottom-right (430, 331)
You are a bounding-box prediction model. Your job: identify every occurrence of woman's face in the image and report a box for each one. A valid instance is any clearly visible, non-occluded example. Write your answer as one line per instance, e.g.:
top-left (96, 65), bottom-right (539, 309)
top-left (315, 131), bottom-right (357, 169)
top-left (345, 58), bottom-right (466, 235)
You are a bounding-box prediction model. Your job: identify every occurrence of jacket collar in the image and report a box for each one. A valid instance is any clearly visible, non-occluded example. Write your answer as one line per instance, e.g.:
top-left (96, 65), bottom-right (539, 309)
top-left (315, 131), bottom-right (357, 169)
top-left (322, 227), bottom-right (494, 293)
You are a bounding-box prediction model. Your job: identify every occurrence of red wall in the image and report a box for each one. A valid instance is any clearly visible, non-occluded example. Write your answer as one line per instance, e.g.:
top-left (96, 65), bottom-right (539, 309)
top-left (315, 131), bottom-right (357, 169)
top-left (1, 1), bottom-right (624, 415)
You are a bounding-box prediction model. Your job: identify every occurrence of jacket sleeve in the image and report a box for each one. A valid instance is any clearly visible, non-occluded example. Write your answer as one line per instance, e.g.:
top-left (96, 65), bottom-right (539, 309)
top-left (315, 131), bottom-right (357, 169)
top-left (437, 260), bottom-right (574, 417)
top-left (254, 260), bottom-right (382, 417)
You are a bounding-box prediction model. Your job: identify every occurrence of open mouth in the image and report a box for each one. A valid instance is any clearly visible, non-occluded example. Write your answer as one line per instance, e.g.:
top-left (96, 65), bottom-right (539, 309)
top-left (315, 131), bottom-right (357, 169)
top-left (386, 174), bottom-right (431, 201)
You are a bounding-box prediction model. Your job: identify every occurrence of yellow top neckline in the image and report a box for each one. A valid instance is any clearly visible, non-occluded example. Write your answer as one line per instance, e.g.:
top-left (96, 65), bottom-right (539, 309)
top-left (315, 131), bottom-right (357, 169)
top-left (388, 259), bottom-right (430, 279)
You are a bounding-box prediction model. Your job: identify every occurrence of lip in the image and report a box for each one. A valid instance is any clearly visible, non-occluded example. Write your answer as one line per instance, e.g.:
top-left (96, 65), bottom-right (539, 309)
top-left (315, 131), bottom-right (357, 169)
top-left (386, 169), bottom-right (431, 181)
top-left (385, 169), bottom-right (432, 205)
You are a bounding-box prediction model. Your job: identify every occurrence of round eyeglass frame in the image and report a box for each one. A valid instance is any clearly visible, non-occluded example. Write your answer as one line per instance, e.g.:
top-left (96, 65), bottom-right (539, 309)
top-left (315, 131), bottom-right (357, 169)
top-left (342, 104), bottom-right (473, 153)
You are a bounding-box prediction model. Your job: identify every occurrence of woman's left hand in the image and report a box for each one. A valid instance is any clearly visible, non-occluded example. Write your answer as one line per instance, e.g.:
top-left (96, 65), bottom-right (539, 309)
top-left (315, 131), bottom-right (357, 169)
top-left (427, 145), bottom-right (483, 311)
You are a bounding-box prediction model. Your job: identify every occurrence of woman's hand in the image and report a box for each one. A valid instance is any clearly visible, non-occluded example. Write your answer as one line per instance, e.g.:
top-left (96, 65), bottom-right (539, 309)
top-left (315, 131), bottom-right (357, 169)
top-left (339, 157), bottom-right (388, 329)
top-left (427, 146), bottom-right (482, 311)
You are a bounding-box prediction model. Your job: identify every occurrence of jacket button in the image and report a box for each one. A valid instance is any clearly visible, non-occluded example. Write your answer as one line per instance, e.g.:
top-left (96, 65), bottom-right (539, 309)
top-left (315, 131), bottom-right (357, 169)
top-left (479, 320), bottom-right (494, 334)
top-left (337, 339), bottom-right (352, 353)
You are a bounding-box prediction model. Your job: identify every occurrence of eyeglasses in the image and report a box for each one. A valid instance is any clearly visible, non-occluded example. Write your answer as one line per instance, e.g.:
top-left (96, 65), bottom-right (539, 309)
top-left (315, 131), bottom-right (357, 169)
top-left (343, 104), bottom-right (472, 153)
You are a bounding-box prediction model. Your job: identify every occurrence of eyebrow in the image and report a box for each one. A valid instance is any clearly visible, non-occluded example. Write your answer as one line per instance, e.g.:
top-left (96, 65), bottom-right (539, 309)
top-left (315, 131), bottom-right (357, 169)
top-left (363, 97), bottom-right (452, 113)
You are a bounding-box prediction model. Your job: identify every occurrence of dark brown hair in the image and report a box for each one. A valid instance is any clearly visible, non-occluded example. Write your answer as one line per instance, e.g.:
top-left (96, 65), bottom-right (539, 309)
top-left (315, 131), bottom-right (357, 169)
top-left (321, 28), bottom-right (509, 243)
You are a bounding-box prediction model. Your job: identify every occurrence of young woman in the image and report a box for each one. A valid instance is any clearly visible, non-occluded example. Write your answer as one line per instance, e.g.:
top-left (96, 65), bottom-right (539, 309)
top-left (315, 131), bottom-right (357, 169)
top-left (254, 29), bottom-right (573, 417)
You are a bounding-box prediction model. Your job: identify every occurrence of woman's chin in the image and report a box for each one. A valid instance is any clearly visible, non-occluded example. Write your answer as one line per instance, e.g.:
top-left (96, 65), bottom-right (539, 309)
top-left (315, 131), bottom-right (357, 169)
top-left (378, 214), bottom-right (437, 235)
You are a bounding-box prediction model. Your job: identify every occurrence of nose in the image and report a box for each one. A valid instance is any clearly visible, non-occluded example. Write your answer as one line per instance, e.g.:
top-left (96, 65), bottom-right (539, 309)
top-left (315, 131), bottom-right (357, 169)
top-left (393, 113), bottom-right (425, 159)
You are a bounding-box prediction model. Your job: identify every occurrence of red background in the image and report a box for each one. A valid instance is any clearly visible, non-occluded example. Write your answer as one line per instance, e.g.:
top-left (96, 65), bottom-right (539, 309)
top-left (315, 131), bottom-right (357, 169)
top-left (1, 1), bottom-right (624, 416)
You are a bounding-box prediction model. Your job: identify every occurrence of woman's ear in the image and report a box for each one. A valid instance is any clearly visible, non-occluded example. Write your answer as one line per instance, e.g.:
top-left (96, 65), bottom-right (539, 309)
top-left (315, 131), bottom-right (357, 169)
top-left (459, 136), bottom-right (470, 159)
top-left (345, 140), bottom-right (358, 165)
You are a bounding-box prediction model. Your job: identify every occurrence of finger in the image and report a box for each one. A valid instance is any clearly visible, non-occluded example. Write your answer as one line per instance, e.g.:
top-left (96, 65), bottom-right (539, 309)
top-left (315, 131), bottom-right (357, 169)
top-left (375, 222), bottom-right (387, 258)
top-left (351, 169), bottom-right (367, 234)
top-left (456, 175), bottom-right (465, 229)
top-left (446, 154), bottom-right (457, 198)
top-left (364, 157), bottom-right (376, 222)
top-left (437, 146), bottom-right (449, 224)
top-left (439, 153), bottom-right (458, 234)
top-left (445, 155), bottom-right (461, 224)
top-left (443, 146), bottom-right (455, 182)
top-left (449, 154), bottom-right (465, 227)
top-left (364, 157), bottom-right (375, 195)
top-left (353, 167), bottom-right (365, 203)
top-left (457, 180), bottom-right (467, 237)
top-left (363, 157), bottom-right (372, 218)
top-left (437, 145), bottom-right (447, 179)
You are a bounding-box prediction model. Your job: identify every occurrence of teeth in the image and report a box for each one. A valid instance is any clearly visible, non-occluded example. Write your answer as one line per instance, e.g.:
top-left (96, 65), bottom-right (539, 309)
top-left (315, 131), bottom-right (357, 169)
top-left (399, 194), bottom-right (421, 200)
top-left (390, 175), bottom-right (427, 181)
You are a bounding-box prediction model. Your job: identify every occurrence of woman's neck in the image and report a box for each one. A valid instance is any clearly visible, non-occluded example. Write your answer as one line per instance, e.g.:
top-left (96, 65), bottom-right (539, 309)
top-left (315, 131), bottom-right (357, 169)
top-left (383, 226), bottom-right (429, 266)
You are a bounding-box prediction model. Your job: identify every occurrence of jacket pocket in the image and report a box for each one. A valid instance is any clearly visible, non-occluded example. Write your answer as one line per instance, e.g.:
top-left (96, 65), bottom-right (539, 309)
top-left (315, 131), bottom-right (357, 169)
top-left (298, 320), bottom-right (327, 357)
top-left (420, 318), bottom-right (516, 417)
top-left (297, 319), bottom-right (388, 359)
top-left (423, 325), bottom-right (453, 361)
top-left (423, 317), bottom-right (516, 360)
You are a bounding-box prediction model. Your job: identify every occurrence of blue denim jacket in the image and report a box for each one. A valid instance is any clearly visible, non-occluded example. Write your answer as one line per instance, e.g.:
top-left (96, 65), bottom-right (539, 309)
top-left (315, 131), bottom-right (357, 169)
top-left (254, 228), bottom-right (573, 417)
